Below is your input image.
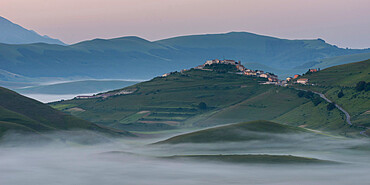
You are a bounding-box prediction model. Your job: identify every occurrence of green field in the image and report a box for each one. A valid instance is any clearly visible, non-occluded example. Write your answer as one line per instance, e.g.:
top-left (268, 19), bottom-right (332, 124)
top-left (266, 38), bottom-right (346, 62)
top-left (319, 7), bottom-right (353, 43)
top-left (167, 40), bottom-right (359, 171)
top-left (51, 69), bottom-right (272, 131)
top-left (51, 67), bottom-right (360, 135)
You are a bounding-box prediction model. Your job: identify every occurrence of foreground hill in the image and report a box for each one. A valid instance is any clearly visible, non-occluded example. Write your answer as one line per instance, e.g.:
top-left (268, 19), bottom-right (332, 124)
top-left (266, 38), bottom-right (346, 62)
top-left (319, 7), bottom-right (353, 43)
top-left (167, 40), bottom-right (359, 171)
top-left (52, 68), bottom-right (352, 135)
top-left (0, 16), bottom-right (65, 45)
top-left (0, 87), bottom-right (132, 137)
top-left (155, 120), bottom-right (309, 144)
top-left (0, 32), bottom-right (369, 80)
top-left (289, 59), bottom-right (370, 134)
top-left (164, 154), bottom-right (336, 165)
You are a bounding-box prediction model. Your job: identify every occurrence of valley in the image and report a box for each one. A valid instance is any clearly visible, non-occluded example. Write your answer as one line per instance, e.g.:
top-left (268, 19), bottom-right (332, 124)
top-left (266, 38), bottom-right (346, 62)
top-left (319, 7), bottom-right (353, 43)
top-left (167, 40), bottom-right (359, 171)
top-left (1, 2), bottom-right (370, 184)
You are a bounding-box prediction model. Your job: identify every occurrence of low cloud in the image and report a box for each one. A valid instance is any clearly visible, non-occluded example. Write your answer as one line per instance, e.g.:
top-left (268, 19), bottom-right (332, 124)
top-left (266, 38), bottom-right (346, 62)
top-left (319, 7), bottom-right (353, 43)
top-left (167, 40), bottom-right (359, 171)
top-left (0, 131), bottom-right (369, 185)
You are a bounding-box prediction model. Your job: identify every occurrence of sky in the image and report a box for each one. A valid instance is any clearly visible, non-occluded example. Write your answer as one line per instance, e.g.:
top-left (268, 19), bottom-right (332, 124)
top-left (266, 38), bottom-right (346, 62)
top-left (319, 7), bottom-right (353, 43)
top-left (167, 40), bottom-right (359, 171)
top-left (0, 0), bottom-right (369, 48)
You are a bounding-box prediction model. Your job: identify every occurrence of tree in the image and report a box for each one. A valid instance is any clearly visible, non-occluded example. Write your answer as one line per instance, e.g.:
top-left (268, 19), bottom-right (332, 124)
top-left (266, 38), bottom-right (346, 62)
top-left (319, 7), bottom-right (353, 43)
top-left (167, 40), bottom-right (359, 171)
top-left (355, 81), bottom-right (366, 91)
top-left (304, 91), bottom-right (314, 99)
top-left (366, 82), bottom-right (370, 92)
top-left (297, 91), bottom-right (305, 97)
top-left (311, 97), bottom-right (322, 106)
top-left (198, 102), bottom-right (207, 110)
top-left (327, 102), bottom-right (336, 111)
top-left (337, 90), bottom-right (344, 98)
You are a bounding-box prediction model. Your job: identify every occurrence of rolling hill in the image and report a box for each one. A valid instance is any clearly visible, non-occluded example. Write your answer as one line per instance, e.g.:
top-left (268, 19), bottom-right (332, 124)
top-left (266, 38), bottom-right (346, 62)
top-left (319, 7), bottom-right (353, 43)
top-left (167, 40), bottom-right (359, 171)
top-left (155, 120), bottom-right (309, 144)
top-left (51, 68), bottom-right (352, 135)
top-left (0, 32), bottom-right (369, 80)
top-left (0, 86), bottom-right (133, 138)
top-left (163, 154), bottom-right (336, 164)
top-left (0, 16), bottom-right (65, 45)
top-left (289, 59), bottom-right (370, 133)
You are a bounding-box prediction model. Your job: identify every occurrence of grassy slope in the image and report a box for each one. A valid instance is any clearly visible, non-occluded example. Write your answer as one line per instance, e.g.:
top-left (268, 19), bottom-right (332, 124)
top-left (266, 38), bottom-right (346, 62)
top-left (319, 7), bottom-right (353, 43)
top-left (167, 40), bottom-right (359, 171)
top-left (291, 59), bottom-right (370, 130)
top-left (52, 69), bottom-right (271, 131)
top-left (52, 69), bottom-right (354, 134)
top-left (195, 87), bottom-right (309, 126)
top-left (0, 87), bottom-right (133, 137)
top-left (155, 120), bottom-right (308, 144)
top-left (299, 59), bottom-right (370, 87)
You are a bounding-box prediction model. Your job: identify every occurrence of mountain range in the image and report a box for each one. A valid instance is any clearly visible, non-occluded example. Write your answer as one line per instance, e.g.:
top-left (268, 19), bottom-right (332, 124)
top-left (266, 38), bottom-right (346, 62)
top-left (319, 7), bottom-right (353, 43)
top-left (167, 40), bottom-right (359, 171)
top-left (0, 17), bottom-right (369, 83)
top-left (0, 16), bottom-right (65, 45)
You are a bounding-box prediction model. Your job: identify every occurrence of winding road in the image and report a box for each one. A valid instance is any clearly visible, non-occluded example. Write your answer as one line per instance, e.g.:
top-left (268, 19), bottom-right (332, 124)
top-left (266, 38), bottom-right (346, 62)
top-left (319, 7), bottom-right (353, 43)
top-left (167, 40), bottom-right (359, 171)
top-left (294, 87), bottom-right (368, 136)
top-left (293, 87), bottom-right (353, 126)
top-left (312, 91), bottom-right (352, 126)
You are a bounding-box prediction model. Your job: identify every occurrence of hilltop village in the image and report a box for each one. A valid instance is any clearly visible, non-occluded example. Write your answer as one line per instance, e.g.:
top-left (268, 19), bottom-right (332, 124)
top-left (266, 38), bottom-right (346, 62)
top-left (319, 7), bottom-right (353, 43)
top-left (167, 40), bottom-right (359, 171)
top-left (163, 59), bottom-right (280, 82)
top-left (173, 59), bottom-right (318, 86)
top-left (76, 59), bottom-right (318, 99)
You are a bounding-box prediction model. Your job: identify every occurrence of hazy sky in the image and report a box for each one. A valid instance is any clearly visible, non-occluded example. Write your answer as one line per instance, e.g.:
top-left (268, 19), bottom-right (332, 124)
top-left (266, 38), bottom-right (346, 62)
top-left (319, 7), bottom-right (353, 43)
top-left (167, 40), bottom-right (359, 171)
top-left (1, 0), bottom-right (369, 48)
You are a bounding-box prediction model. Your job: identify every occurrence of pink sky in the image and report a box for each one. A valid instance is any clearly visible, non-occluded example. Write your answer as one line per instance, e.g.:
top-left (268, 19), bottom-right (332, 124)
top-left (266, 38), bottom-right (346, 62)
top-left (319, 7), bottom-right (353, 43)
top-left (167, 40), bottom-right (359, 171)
top-left (1, 0), bottom-right (369, 48)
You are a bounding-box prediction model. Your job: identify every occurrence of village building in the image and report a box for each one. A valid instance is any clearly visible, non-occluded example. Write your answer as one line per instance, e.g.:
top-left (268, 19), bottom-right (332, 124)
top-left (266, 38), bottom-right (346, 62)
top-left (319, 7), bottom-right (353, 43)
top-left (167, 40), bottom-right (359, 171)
top-left (309, 69), bottom-right (318, 73)
top-left (293, 74), bottom-right (300, 79)
top-left (259, 73), bottom-right (268, 78)
top-left (268, 77), bottom-right (278, 82)
top-left (286, 77), bottom-right (292, 81)
top-left (256, 70), bottom-right (264, 75)
top-left (195, 59), bottom-right (280, 82)
top-left (162, 73), bottom-right (171, 77)
top-left (205, 59), bottom-right (238, 65)
top-left (76, 95), bottom-right (94, 99)
top-left (297, 78), bottom-right (309, 84)
top-left (236, 64), bottom-right (245, 71)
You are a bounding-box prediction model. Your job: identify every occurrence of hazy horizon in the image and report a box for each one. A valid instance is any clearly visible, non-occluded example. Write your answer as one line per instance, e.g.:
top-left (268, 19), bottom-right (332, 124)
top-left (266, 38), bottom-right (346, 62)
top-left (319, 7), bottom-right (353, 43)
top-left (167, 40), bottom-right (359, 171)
top-left (1, 0), bottom-right (370, 48)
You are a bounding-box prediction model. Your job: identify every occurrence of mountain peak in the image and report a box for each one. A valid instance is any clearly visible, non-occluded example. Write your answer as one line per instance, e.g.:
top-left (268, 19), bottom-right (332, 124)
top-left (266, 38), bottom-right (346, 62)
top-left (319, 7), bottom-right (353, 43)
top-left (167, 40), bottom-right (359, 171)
top-left (0, 16), bottom-right (66, 45)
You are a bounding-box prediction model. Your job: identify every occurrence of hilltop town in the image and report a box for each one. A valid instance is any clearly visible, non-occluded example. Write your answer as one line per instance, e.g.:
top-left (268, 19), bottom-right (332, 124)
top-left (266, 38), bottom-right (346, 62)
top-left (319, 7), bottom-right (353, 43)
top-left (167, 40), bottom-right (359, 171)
top-left (164, 59), bottom-right (279, 82)
top-left (76, 59), bottom-right (319, 100)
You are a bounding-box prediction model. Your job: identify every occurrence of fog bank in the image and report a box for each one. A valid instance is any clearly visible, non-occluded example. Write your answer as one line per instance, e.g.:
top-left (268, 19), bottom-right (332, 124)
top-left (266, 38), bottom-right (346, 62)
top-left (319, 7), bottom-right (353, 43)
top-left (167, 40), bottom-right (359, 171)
top-left (0, 132), bottom-right (369, 185)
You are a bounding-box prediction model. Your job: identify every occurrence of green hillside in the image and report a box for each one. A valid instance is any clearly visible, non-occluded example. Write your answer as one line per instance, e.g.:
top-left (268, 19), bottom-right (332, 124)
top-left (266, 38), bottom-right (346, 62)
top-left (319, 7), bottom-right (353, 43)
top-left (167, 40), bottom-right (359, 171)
top-left (291, 60), bottom-right (370, 131)
top-left (299, 59), bottom-right (370, 87)
top-left (51, 68), bottom-right (354, 135)
top-left (0, 87), bottom-right (133, 137)
top-left (51, 69), bottom-right (270, 131)
top-left (1, 32), bottom-right (369, 80)
top-left (155, 120), bottom-right (309, 144)
top-left (15, 80), bottom-right (139, 95)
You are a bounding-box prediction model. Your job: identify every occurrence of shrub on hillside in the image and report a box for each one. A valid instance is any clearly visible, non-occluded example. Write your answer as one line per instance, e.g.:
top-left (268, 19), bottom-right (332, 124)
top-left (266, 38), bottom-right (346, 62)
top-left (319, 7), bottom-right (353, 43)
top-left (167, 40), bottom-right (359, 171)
top-left (203, 63), bottom-right (237, 73)
top-left (311, 97), bottom-right (322, 106)
top-left (327, 102), bottom-right (336, 111)
top-left (337, 90), bottom-right (344, 98)
top-left (366, 82), bottom-right (370, 91)
top-left (304, 91), bottom-right (314, 99)
top-left (297, 91), bottom-right (305, 97)
top-left (198, 102), bottom-right (207, 110)
top-left (355, 81), bottom-right (366, 91)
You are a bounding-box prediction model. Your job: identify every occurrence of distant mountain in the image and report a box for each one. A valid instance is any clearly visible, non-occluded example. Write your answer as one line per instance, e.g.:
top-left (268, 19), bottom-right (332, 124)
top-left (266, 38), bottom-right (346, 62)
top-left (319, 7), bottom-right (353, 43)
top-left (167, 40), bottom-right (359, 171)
top-left (0, 86), bottom-right (133, 138)
top-left (0, 32), bottom-right (369, 80)
top-left (0, 16), bottom-right (65, 45)
top-left (15, 80), bottom-right (139, 95)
